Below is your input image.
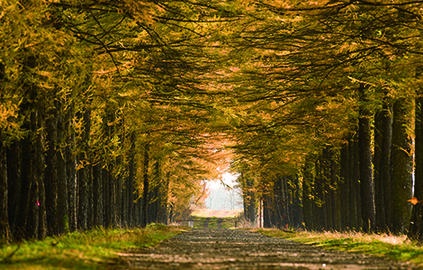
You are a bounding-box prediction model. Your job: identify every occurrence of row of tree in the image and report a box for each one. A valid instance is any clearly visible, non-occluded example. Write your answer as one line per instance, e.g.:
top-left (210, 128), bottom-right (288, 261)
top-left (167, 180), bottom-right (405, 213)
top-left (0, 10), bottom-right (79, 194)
top-left (3, 0), bottom-right (423, 244)
top-left (231, 0), bottom-right (423, 239)
top-left (0, 0), bottom-right (233, 242)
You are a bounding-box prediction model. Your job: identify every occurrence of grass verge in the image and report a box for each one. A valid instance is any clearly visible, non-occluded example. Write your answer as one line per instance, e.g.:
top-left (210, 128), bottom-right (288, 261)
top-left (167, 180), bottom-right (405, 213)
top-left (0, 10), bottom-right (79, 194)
top-left (190, 215), bottom-right (238, 229)
top-left (253, 228), bottom-right (423, 267)
top-left (0, 223), bottom-right (189, 270)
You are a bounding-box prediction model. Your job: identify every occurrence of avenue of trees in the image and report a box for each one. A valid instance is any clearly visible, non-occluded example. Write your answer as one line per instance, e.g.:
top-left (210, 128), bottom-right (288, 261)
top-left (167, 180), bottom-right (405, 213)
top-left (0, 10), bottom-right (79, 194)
top-left (232, 0), bottom-right (423, 239)
top-left (2, 0), bottom-right (423, 243)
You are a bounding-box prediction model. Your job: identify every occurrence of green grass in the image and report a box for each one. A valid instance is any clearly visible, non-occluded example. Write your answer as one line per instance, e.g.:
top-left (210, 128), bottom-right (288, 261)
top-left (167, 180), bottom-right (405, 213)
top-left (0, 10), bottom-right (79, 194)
top-left (0, 224), bottom-right (189, 270)
top-left (191, 216), bottom-right (206, 229)
top-left (253, 228), bottom-right (423, 267)
top-left (208, 217), bottom-right (218, 229)
top-left (219, 217), bottom-right (238, 229)
top-left (190, 215), bottom-right (239, 229)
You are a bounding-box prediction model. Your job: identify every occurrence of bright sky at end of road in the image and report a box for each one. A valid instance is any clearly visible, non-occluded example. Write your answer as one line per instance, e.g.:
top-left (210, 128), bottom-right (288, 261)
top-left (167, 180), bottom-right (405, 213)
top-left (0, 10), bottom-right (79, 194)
top-left (204, 172), bottom-right (243, 210)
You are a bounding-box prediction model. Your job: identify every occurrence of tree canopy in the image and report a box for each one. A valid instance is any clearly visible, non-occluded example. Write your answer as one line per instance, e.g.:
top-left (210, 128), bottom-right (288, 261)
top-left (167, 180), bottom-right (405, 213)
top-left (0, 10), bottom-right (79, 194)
top-left (2, 0), bottom-right (423, 241)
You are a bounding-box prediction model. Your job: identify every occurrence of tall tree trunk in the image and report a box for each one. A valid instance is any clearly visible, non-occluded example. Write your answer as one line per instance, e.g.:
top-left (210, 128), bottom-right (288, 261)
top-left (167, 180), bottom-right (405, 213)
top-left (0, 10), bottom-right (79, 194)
top-left (116, 168), bottom-right (123, 227)
top-left (87, 165), bottom-right (93, 230)
top-left (349, 133), bottom-right (361, 230)
top-left (374, 110), bottom-right (383, 231)
top-left (116, 132), bottom-right (124, 227)
top-left (263, 192), bottom-right (272, 228)
top-left (56, 102), bottom-right (68, 235)
top-left (103, 167), bottom-right (110, 227)
top-left (358, 85), bottom-right (376, 232)
top-left (93, 161), bottom-right (104, 227)
top-left (381, 103), bottom-right (393, 231)
top-left (77, 109), bottom-right (91, 230)
top-left (109, 170), bottom-right (117, 227)
top-left (391, 98), bottom-right (413, 234)
top-left (314, 157), bottom-right (324, 230)
top-left (409, 97), bottom-right (423, 240)
top-left (330, 149), bottom-right (341, 231)
top-left (160, 171), bottom-right (170, 225)
top-left (66, 108), bottom-right (78, 232)
top-left (151, 159), bottom-right (162, 224)
top-left (121, 171), bottom-right (128, 228)
top-left (45, 112), bottom-right (58, 235)
top-left (374, 103), bottom-right (393, 232)
top-left (0, 131), bottom-right (10, 243)
top-left (340, 144), bottom-right (350, 230)
top-left (7, 142), bottom-right (20, 234)
top-left (292, 175), bottom-right (303, 228)
top-left (128, 133), bottom-right (136, 227)
top-left (302, 159), bottom-right (314, 230)
top-left (322, 148), bottom-right (333, 230)
top-left (26, 110), bottom-right (46, 239)
top-left (15, 131), bottom-right (32, 240)
top-left (141, 144), bottom-right (150, 228)
top-left (273, 177), bottom-right (284, 228)
top-left (35, 111), bottom-right (47, 240)
top-left (247, 178), bottom-right (256, 226)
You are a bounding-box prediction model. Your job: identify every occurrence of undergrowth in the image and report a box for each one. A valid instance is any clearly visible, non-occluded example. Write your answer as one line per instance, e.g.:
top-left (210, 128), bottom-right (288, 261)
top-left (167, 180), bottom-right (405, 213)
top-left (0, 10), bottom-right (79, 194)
top-left (254, 228), bottom-right (423, 267)
top-left (0, 223), bottom-right (188, 270)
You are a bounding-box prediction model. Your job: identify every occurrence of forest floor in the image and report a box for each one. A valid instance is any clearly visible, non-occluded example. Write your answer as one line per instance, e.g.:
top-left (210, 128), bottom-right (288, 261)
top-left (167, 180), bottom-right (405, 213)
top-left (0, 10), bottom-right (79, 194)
top-left (105, 217), bottom-right (422, 270)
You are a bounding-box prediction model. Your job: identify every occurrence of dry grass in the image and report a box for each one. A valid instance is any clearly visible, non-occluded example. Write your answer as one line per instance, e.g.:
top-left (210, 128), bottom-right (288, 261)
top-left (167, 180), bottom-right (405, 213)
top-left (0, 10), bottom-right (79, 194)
top-left (254, 228), bottom-right (423, 267)
top-left (297, 230), bottom-right (409, 245)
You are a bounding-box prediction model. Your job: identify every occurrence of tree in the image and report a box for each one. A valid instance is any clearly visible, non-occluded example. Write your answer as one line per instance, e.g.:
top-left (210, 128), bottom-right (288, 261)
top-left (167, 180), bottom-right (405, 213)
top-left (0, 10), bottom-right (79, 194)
top-left (358, 85), bottom-right (376, 232)
top-left (391, 98), bottom-right (413, 234)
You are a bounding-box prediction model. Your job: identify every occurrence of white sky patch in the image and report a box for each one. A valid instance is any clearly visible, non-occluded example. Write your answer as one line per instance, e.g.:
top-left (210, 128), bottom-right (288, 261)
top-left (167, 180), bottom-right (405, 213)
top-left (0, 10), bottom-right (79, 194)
top-left (205, 172), bottom-right (243, 210)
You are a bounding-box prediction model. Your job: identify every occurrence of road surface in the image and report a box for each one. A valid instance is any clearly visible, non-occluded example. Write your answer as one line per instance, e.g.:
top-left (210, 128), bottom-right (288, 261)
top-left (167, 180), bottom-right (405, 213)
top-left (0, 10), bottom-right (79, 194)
top-left (106, 228), bottom-right (420, 269)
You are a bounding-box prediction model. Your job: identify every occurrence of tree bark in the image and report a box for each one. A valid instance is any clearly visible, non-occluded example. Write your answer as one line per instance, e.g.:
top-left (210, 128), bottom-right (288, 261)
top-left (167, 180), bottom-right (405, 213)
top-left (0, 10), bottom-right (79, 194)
top-left (109, 169), bottom-right (117, 227)
top-left (66, 108), bottom-right (78, 232)
top-left (374, 103), bottom-right (393, 232)
top-left (302, 159), bottom-right (314, 230)
top-left (35, 111), bottom-right (47, 240)
top-left (15, 131), bottom-right (32, 240)
top-left (409, 97), bottom-right (423, 240)
top-left (374, 110), bottom-right (383, 231)
top-left (292, 175), bottom-right (303, 228)
top-left (128, 132), bottom-right (136, 227)
top-left (103, 167), bottom-right (110, 227)
top-left (0, 131), bottom-right (10, 243)
top-left (93, 161), bottom-right (104, 227)
top-left (314, 157), bottom-right (324, 230)
top-left (340, 144), bottom-right (350, 230)
top-left (141, 144), bottom-right (150, 228)
top-left (55, 103), bottom-right (68, 234)
top-left (391, 98), bottom-right (413, 234)
top-left (330, 149), bottom-right (341, 231)
top-left (349, 133), bottom-right (361, 230)
top-left (7, 142), bottom-right (20, 234)
top-left (77, 109), bottom-right (91, 230)
top-left (358, 85), bottom-right (376, 232)
top-left (45, 112), bottom-right (58, 235)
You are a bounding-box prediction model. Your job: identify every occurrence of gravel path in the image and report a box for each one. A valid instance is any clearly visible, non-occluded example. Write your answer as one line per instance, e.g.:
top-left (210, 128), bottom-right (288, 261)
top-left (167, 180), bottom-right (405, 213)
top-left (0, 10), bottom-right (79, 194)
top-left (106, 228), bottom-right (421, 270)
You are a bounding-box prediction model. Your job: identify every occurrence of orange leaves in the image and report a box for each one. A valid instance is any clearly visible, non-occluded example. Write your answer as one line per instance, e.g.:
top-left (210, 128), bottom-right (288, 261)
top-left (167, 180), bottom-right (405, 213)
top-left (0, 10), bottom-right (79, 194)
top-left (408, 197), bottom-right (421, 205)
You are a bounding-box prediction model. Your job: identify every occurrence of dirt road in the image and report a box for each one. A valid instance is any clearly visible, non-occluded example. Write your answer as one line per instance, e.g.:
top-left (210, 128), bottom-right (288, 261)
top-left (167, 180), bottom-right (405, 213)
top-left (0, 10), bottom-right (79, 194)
top-left (106, 228), bottom-right (420, 269)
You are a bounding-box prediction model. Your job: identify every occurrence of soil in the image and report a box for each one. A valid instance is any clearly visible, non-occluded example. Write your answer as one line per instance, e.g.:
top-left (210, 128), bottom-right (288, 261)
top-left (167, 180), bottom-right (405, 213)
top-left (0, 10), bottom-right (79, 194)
top-left (105, 228), bottom-right (422, 270)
